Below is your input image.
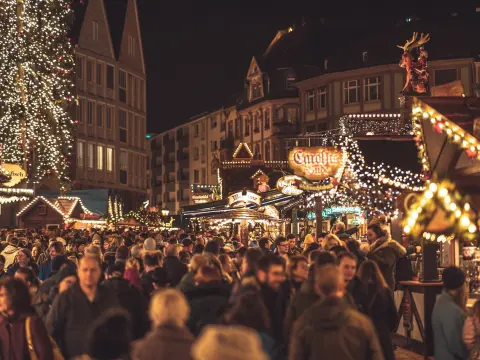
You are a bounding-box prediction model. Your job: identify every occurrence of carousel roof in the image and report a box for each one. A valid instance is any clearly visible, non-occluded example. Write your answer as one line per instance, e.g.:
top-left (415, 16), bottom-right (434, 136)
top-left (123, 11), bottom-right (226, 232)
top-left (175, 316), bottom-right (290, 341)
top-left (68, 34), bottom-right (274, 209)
top-left (204, 207), bottom-right (280, 221)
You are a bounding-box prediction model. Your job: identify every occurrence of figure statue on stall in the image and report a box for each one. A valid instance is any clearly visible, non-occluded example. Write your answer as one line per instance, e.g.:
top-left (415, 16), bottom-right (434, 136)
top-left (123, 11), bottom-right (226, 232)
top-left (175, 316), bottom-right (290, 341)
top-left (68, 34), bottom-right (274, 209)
top-left (397, 32), bottom-right (431, 95)
top-left (257, 174), bottom-right (270, 193)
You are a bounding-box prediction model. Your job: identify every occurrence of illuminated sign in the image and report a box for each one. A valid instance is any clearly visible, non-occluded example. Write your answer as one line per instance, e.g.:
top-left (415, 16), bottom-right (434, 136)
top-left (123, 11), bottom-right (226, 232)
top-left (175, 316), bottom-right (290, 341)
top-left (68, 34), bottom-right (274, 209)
top-left (192, 194), bottom-right (211, 204)
top-left (228, 190), bottom-right (261, 207)
top-left (276, 175), bottom-right (304, 196)
top-left (322, 206), bottom-right (362, 217)
top-left (306, 211), bottom-right (316, 221)
top-left (1, 164), bottom-right (26, 187)
top-left (288, 147), bottom-right (344, 181)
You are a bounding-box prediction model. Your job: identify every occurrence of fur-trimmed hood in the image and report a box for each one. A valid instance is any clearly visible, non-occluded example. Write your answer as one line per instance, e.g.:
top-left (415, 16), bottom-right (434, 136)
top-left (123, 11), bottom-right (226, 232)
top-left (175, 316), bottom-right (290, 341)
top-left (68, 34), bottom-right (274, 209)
top-left (370, 236), bottom-right (406, 257)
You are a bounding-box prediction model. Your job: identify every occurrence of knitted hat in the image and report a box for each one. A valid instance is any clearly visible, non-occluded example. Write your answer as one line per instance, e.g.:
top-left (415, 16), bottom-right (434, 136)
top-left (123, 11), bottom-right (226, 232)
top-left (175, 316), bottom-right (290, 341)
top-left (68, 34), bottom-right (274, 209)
top-left (443, 266), bottom-right (466, 290)
top-left (144, 238), bottom-right (156, 251)
top-left (192, 325), bottom-right (268, 360)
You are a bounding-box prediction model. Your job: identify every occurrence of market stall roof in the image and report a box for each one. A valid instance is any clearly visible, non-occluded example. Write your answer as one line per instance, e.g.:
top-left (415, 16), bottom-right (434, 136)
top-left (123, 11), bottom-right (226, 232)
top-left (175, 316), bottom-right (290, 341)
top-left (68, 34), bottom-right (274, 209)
top-left (17, 196), bottom-right (95, 219)
top-left (204, 207), bottom-right (280, 222)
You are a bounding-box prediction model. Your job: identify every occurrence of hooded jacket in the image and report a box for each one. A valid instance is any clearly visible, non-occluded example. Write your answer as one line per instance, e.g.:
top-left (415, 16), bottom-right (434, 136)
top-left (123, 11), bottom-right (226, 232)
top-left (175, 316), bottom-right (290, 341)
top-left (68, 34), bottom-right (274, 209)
top-left (1, 244), bottom-right (19, 270)
top-left (368, 235), bottom-right (406, 291)
top-left (289, 296), bottom-right (384, 360)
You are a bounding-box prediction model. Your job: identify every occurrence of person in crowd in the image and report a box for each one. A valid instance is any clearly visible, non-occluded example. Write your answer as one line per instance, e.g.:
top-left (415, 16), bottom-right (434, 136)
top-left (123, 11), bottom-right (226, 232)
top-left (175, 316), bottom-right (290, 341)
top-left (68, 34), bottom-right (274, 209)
top-left (181, 237), bottom-right (194, 256)
top-left (185, 265), bottom-right (231, 336)
top-left (115, 245), bottom-right (129, 270)
top-left (143, 237), bottom-right (157, 252)
top-left (288, 264), bottom-right (384, 360)
top-left (140, 252), bottom-right (166, 296)
top-left (0, 278), bottom-right (54, 359)
top-left (31, 243), bottom-right (43, 264)
top-left (337, 252), bottom-right (367, 313)
top-left (432, 266), bottom-right (468, 360)
top-left (287, 234), bottom-right (301, 256)
top-left (463, 299), bottom-right (480, 359)
top-left (219, 253), bottom-right (240, 283)
top-left (346, 239), bottom-right (366, 266)
top-left (0, 255), bottom-right (8, 281)
top-left (302, 233), bottom-right (315, 249)
top-left (47, 255), bottom-right (119, 359)
top-left (366, 223), bottom-right (406, 291)
top-left (204, 240), bottom-right (221, 256)
top-left (333, 221), bottom-right (352, 241)
top-left (37, 238), bottom-right (56, 265)
top-left (225, 290), bottom-right (278, 359)
top-left (322, 234), bottom-right (347, 254)
top-left (7, 248), bottom-right (39, 276)
top-left (1, 236), bottom-right (20, 270)
top-left (192, 325), bottom-right (268, 360)
top-left (177, 254), bottom-right (208, 293)
top-left (103, 262), bottom-right (149, 340)
top-left (123, 257), bottom-right (142, 289)
top-left (287, 255), bottom-right (308, 292)
top-left (39, 257), bottom-right (73, 296)
top-left (273, 236), bottom-right (289, 260)
top-left (233, 246), bottom-right (247, 273)
top-left (133, 289), bottom-right (194, 360)
top-left (47, 265), bottom-right (78, 307)
top-left (38, 241), bottom-right (65, 281)
top-left (259, 237), bottom-right (271, 254)
top-left (14, 267), bottom-right (50, 322)
top-left (357, 260), bottom-right (398, 360)
top-left (130, 244), bottom-right (144, 271)
top-left (163, 243), bottom-right (188, 287)
top-left (75, 308), bottom-right (132, 360)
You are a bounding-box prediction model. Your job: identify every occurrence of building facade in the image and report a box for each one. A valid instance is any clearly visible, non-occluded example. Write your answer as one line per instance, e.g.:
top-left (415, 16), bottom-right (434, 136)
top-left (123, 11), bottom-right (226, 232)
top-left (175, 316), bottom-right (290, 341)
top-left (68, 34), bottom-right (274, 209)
top-left (71, 0), bottom-right (147, 211)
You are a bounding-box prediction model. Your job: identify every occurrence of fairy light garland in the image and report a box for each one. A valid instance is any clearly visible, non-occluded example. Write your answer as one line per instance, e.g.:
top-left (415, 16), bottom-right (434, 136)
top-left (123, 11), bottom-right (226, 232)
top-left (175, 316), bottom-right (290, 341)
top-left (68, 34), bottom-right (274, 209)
top-left (340, 113), bottom-right (411, 135)
top-left (0, 0), bottom-right (75, 185)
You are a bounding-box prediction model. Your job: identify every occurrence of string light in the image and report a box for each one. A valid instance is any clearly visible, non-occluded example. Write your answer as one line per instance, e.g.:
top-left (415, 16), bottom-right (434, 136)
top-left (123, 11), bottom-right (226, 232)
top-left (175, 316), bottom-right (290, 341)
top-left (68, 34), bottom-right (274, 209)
top-left (340, 113), bottom-right (411, 135)
top-left (232, 142), bottom-right (253, 158)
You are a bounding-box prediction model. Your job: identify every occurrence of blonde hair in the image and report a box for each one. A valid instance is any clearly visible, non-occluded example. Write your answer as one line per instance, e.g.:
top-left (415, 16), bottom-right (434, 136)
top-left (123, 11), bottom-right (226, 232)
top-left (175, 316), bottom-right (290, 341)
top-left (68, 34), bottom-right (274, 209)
top-left (322, 234), bottom-right (345, 250)
top-left (190, 254), bottom-right (208, 272)
top-left (125, 257), bottom-right (140, 271)
top-left (84, 245), bottom-right (103, 262)
top-left (149, 289), bottom-right (190, 328)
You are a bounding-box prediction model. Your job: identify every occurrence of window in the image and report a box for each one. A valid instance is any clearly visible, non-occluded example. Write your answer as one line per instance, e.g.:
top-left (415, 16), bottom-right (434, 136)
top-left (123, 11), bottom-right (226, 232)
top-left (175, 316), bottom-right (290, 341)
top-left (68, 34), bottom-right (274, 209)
top-left (168, 172), bottom-right (175, 182)
top-left (97, 145), bottom-right (103, 170)
top-left (76, 56), bottom-right (84, 80)
top-left (211, 140), bottom-right (217, 151)
top-left (344, 80), bottom-right (359, 104)
top-left (201, 145), bottom-right (206, 163)
top-left (92, 21), bottom-right (99, 41)
top-left (87, 143), bottom-right (94, 169)
top-left (128, 36), bottom-right (136, 57)
top-left (77, 98), bottom-right (84, 123)
top-left (86, 60), bottom-right (93, 83)
top-left (287, 108), bottom-right (297, 124)
top-left (265, 141), bottom-right (270, 161)
top-left (211, 116), bottom-right (217, 128)
top-left (106, 65), bottom-right (114, 89)
top-left (194, 124), bottom-right (199, 137)
top-left (168, 192), bottom-right (176, 202)
top-left (235, 119), bottom-right (241, 138)
top-left (132, 77), bottom-right (137, 107)
top-left (194, 169), bottom-right (199, 183)
top-left (96, 104), bottom-right (103, 127)
top-left (38, 205), bottom-right (47, 216)
top-left (364, 76), bottom-right (380, 102)
top-left (254, 115), bottom-right (260, 132)
top-left (120, 150), bottom-right (128, 184)
top-left (245, 118), bottom-right (250, 136)
top-left (286, 72), bottom-right (296, 89)
top-left (106, 147), bottom-right (113, 172)
top-left (306, 90), bottom-right (315, 112)
top-left (201, 168), bottom-right (206, 183)
top-left (139, 80), bottom-right (145, 111)
top-left (96, 63), bottom-right (103, 86)
top-left (318, 86), bottom-right (327, 109)
top-left (251, 78), bottom-right (262, 99)
top-left (264, 110), bottom-right (270, 129)
top-left (106, 107), bottom-right (113, 129)
top-left (220, 117), bottom-right (226, 131)
top-left (435, 69), bottom-right (457, 86)
top-left (118, 70), bottom-right (127, 103)
top-left (228, 121), bottom-right (233, 138)
top-left (155, 155), bottom-right (161, 166)
top-left (119, 110), bottom-right (127, 143)
top-left (77, 142), bottom-right (84, 168)
top-left (194, 147), bottom-right (199, 160)
top-left (87, 101), bottom-right (94, 125)
top-left (201, 122), bottom-right (205, 140)
top-left (254, 143), bottom-right (260, 158)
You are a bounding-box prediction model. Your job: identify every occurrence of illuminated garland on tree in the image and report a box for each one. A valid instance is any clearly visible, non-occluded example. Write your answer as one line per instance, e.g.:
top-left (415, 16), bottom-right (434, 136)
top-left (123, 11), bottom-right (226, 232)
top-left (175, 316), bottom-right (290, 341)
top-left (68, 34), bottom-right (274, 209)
top-left (0, 0), bottom-right (75, 185)
top-left (107, 195), bottom-right (123, 223)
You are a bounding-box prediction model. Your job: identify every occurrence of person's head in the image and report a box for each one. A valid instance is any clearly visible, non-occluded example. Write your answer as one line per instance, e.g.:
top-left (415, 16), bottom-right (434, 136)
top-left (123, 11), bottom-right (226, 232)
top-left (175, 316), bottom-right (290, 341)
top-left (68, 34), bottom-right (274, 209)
top-left (149, 289), bottom-right (190, 328)
top-left (287, 234), bottom-right (297, 250)
top-left (31, 244), bottom-right (42, 260)
top-left (288, 255), bottom-right (308, 282)
top-left (16, 248), bottom-right (32, 267)
top-left (224, 290), bottom-right (270, 332)
top-left (130, 245), bottom-right (142, 259)
top-left (241, 248), bottom-right (263, 276)
top-left (257, 254), bottom-right (286, 291)
top-left (337, 252), bottom-right (358, 283)
top-left (182, 238), bottom-right (194, 253)
top-left (442, 266), bottom-right (467, 310)
top-left (317, 232), bottom-right (329, 244)
top-left (115, 246), bottom-right (129, 261)
top-left (0, 277), bottom-right (34, 316)
top-left (57, 266), bottom-right (78, 294)
top-left (334, 222), bottom-right (346, 234)
top-left (322, 234), bottom-right (341, 250)
top-left (218, 254), bottom-right (233, 274)
top-left (166, 244), bottom-right (179, 258)
top-left (143, 253), bottom-right (160, 271)
top-left (125, 257), bottom-right (140, 271)
top-left (51, 255), bottom-right (68, 273)
top-left (8, 236), bottom-right (19, 247)
top-left (144, 237), bottom-right (157, 252)
top-left (114, 235), bottom-right (125, 248)
top-left (346, 239), bottom-right (360, 254)
top-left (204, 241), bottom-right (220, 256)
top-left (314, 264), bottom-right (344, 297)
top-left (274, 236), bottom-right (289, 255)
top-left (189, 254), bottom-right (208, 273)
top-left (14, 267), bottom-right (38, 289)
top-left (258, 237), bottom-right (269, 250)
top-left (78, 255), bottom-right (102, 290)
top-left (366, 224), bottom-right (386, 244)
top-left (357, 260), bottom-right (387, 291)
top-left (195, 265), bottom-right (222, 285)
top-left (49, 241), bottom-right (65, 259)
top-left (87, 308), bottom-right (132, 360)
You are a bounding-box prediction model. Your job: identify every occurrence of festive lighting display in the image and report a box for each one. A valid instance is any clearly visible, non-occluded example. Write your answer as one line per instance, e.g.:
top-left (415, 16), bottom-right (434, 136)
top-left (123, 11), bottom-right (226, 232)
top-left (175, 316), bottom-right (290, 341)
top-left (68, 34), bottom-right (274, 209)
top-left (108, 195), bottom-right (124, 224)
top-left (403, 179), bottom-right (478, 241)
top-left (340, 113), bottom-right (411, 135)
top-left (0, 0), bottom-right (75, 185)
top-left (232, 142), bottom-right (253, 158)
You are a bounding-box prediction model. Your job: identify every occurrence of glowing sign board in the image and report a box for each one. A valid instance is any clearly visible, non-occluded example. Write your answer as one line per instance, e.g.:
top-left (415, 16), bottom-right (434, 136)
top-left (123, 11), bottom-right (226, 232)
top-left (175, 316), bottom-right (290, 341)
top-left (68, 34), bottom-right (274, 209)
top-left (288, 147), bottom-right (343, 181)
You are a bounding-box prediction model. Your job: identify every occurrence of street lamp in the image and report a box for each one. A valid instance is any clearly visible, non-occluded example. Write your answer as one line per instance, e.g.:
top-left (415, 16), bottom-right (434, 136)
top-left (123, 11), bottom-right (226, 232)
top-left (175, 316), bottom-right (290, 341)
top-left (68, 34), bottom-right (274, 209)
top-left (161, 208), bottom-right (170, 217)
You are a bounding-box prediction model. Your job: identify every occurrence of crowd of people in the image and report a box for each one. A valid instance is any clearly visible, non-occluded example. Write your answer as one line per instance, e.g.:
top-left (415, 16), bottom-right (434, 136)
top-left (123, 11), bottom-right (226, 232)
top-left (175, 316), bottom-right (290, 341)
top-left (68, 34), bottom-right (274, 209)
top-left (0, 219), bottom-right (475, 360)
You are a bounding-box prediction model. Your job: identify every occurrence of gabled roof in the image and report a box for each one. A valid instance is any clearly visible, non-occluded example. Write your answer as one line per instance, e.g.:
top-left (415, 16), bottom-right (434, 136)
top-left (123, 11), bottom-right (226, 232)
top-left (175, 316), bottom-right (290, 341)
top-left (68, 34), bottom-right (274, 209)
top-left (103, 0), bottom-right (128, 58)
top-left (17, 196), bottom-right (93, 219)
top-left (71, 0), bottom-right (89, 44)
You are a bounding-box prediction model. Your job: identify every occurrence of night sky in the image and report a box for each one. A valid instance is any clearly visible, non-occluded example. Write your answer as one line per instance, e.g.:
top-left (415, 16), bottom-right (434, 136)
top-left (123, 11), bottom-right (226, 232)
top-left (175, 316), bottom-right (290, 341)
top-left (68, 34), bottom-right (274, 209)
top-left (136, 1), bottom-right (467, 134)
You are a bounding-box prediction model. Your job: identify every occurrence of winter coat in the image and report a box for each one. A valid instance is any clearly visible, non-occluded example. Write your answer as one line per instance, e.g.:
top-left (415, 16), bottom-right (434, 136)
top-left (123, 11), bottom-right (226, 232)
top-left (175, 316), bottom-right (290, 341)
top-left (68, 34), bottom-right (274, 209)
top-left (367, 236), bottom-right (406, 291)
top-left (346, 277), bottom-right (369, 315)
top-left (31, 288), bottom-right (50, 323)
top-left (177, 271), bottom-right (196, 293)
top-left (46, 282), bottom-right (119, 359)
top-left (132, 324), bottom-right (194, 360)
top-left (6, 261), bottom-right (39, 276)
top-left (103, 276), bottom-right (149, 339)
top-left (163, 256), bottom-right (188, 287)
top-left (1, 244), bottom-right (19, 270)
top-left (261, 284), bottom-right (289, 347)
top-left (184, 280), bottom-right (231, 336)
top-left (38, 259), bottom-right (54, 281)
top-left (463, 315), bottom-right (480, 359)
top-left (289, 296), bottom-right (384, 360)
top-left (37, 250), bottom-right (50, 265)
top-left (0, 312), bottom-right (53, 360)
top-left (432, 291), bottom-right (468, 360)
top-left (363, 285), bottom-right (398, 360)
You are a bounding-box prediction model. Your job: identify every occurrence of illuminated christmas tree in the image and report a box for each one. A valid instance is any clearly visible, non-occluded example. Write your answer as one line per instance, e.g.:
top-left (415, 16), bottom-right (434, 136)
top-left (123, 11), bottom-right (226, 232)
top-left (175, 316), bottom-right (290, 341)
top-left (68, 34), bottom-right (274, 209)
top-left (0, 0), bottom-right (75, 186)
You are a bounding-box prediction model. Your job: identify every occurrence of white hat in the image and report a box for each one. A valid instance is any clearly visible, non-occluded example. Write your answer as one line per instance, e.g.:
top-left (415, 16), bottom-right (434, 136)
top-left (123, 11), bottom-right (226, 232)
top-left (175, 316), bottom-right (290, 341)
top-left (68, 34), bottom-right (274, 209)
top-left (143, 237), bottom-right (156, 251)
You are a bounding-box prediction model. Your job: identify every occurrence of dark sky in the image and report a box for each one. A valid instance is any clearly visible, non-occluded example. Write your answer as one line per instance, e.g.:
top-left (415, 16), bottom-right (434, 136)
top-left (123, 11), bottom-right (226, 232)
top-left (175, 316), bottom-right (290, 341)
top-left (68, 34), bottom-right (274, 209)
top-left (136, 1), bottom-right (468, 133)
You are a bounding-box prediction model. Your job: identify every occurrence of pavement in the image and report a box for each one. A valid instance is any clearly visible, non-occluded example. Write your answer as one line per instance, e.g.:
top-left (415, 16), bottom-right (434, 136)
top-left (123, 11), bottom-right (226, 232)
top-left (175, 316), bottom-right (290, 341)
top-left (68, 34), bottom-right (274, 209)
top-left (395, 348), bottom-right (430, 360)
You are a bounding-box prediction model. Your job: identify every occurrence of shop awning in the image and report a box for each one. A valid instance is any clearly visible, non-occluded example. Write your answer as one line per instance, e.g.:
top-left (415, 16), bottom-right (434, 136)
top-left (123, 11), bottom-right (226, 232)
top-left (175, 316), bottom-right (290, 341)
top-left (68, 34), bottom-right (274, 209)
top-left (204, 207), bottom-right (281, 222)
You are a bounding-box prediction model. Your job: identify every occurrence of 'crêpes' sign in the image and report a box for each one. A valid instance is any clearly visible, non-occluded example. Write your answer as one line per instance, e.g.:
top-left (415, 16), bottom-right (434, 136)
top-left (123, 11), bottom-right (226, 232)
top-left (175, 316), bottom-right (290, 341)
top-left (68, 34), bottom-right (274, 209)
top-left (288, 147), bottom-right (343, 181)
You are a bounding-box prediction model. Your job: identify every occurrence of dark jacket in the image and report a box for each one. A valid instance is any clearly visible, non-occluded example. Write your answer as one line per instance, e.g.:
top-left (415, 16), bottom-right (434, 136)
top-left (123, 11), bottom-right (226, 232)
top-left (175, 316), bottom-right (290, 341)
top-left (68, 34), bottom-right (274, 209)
top-left (177, 271), bottom-right (196, 293)
top-left (289, 296), bottom-right (384, 360)
top-left (163, 256), bottom-right (188, 287)
top-left (7, 262), bottom-right (39, 276)
top-left (38, 259), bottom-right (53, 281)
top-left (184, 280), bottom-right (231, 336)
top-left (346, 277), bottom-right (369, 315)
top-left (132, 324), bottom-right (194, 360)
top-left (0, 313), bottom-right (53, 360)
top-left (261, 284), bottom-right (289, 347)
top-left (363, 285), bottom-right (398, 360)
top-left (368, 236), bottom-right (406, 291)
top-left (102, 276), bottom-right (149, 339)
top-left (46, 282), bottom-right (119, 359)
top-left (31, 289), bottom-right (50, 323)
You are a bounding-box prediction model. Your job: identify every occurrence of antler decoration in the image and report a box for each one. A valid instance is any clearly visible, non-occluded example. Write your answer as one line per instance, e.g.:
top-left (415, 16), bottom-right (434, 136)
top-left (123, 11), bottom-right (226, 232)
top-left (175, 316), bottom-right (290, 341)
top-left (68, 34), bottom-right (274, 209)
top-left (397, 32), bottom-right (431, 52)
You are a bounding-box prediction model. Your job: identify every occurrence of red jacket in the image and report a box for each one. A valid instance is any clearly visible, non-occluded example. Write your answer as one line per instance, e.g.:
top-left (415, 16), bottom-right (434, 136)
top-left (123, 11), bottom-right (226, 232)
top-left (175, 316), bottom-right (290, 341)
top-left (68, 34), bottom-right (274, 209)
top-left (0, 313), bottom-right (53, 360)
